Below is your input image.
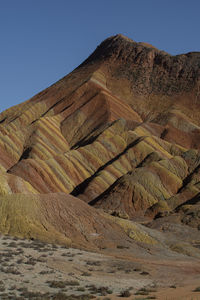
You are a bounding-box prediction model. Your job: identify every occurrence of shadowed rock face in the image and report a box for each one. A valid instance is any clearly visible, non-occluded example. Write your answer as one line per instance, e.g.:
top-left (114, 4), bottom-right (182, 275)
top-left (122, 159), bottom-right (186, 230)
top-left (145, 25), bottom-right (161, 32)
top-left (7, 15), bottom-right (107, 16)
top-left (82, 34), bottom-right (200, 97)
top-left (0, 34), bottom-right (200, 248)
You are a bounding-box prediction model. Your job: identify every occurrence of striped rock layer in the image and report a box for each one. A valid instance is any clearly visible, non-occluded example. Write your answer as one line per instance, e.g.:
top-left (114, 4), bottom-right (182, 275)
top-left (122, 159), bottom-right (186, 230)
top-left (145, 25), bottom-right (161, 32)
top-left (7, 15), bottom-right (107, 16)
top-left (0, 34), bottom-right (200, 247)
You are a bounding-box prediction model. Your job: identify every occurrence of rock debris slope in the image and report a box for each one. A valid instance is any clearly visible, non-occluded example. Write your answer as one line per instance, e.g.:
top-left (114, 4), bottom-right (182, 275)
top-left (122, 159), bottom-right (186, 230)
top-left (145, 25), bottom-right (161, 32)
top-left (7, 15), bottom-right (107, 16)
top-left (0, 34), bottom-right (200, 250)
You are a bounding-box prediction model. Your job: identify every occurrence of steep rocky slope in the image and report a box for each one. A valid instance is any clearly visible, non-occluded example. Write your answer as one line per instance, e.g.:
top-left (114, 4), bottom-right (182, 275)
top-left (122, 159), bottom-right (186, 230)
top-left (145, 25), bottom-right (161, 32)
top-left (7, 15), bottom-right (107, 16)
top-left (0, 34), bottom-right (200, 250)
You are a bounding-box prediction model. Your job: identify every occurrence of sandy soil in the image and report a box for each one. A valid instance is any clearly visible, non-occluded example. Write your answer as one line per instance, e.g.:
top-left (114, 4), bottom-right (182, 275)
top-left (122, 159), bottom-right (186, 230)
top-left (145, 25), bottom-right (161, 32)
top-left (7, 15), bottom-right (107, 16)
top-left (0, 234), bottom-right (200, 299)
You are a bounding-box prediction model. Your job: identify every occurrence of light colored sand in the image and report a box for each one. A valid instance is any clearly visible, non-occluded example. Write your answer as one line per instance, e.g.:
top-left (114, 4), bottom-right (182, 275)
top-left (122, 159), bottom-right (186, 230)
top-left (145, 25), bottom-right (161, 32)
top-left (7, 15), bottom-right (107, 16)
top-left (0, 234), bottom-right (200, 299)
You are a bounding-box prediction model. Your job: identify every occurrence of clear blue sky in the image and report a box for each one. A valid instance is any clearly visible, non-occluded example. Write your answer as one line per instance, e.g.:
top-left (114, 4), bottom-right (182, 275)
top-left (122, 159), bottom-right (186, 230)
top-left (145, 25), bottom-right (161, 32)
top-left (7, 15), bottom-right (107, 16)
top-left (0, 0), bottom-right (200, 112)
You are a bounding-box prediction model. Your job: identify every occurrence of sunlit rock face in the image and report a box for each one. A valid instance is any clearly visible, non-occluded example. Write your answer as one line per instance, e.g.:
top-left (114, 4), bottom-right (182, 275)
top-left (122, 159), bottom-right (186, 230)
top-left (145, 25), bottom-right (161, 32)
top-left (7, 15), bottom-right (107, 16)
top-left (0, 34), bottom-right (200, 246)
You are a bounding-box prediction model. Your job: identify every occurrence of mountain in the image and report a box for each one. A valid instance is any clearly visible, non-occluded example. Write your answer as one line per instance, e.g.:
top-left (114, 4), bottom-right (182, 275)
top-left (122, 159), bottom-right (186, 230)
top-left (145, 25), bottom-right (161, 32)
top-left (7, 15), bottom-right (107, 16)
top-left (0, 34), bottom-right (200, 254)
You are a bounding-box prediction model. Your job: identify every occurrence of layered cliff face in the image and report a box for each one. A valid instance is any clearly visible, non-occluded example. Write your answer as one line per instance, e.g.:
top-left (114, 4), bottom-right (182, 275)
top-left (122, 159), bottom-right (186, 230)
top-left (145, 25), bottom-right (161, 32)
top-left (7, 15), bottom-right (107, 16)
top-left (0, 34), bottom-right (200, 248)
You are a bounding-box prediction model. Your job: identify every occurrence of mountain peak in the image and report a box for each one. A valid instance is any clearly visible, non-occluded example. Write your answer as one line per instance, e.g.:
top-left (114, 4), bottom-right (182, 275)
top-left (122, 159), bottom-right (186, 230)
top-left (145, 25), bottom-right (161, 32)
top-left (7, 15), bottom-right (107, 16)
top-left (81, 34), bottom-right (163, 67)
top-left (80, 34), bottom-right (199, 99)
top-left (106, 33), bottom-right (135, 43)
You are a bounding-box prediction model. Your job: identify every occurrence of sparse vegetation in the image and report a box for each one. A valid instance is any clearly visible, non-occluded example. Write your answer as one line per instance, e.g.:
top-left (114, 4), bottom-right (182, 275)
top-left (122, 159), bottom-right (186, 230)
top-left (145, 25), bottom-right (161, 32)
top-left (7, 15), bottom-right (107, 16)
top-left (76, 287), bottom-right (85, 292)
top-left (0, 267), bottom-right (21, 275)
top-left (54, 293), bottom-right (95, 300)
top-left (86, 260), bottom-right (101, 266)
top-left (87, 285), bottom-right (112, 296)
top-left (140, 271), bottom-right (149, 275)
top-left (24, 257), bottom-right (36, 265)
top-left (65, 280), bottom-right (80, 286)
top-left (48, 281), bottom-right (67, 289)
top-left (193, 286), bottom-right (200, 292)
top-left (135, 289), bottom-right (149, 296)
top-left (116, 245), bottom-right (129, 249)
top-left (81, 272), bottom-right (91, 277)
top-left (119, 289), bottom-right (131, 297)
top-left (47, 280), bottom-right (80, 289)
top-left (39, 269), bottom-right (55, 275)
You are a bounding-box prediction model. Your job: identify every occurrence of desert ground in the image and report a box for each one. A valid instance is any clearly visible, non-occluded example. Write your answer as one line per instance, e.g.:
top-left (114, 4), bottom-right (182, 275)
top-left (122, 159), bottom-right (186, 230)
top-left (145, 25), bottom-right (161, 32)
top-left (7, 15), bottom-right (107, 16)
top-left (0, 234), bottom-right (200, 300)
